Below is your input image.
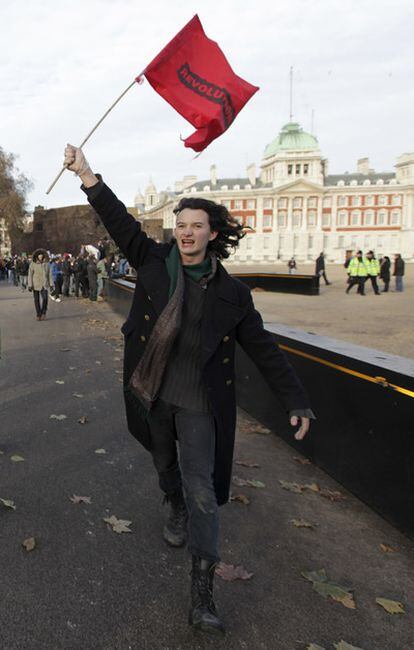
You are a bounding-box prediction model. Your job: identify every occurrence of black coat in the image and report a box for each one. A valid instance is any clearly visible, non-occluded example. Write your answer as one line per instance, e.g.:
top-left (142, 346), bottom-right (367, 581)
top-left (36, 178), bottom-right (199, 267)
top-left (84, 182), bottom-right (311, 505)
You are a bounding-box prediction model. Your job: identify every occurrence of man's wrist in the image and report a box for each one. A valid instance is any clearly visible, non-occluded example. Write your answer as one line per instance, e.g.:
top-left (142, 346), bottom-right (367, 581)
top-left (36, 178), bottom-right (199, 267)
top-left (79, 168), bottom-right (99, 188)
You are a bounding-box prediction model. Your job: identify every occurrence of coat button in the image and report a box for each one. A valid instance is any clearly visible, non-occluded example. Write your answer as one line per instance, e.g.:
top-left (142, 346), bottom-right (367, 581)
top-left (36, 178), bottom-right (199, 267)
top-left (223, 357), bottom-right (230, 364)
top-left (147, 295), bottom-right (152, 301)
top-left (140, 335), bottom-right (146, 342)
top-left (223, 335), bottom-right (230, 342)
top-left (144, 314), bottom-right (150, 321)
top-left (226, 379), bottom-right (232, 385)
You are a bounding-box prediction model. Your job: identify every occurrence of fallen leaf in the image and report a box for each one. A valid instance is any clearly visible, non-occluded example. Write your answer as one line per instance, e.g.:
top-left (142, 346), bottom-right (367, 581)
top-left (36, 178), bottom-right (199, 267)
top-left (0, 498), bottom-right (16, 510)
top-left (49, 414), bottom-right (67, 421)
top-left (78, 416), bottom-right (88, 425)
top-left (0, 450), bottom-right (4, 455)
top-left (302, 569), bottom-right (355, 609)
top-left (334, 642), bottom-right (365, 650)
top-left (115, 370), bottom-right (123, 374)
top-left (95, 448), bottom-right (107, 455)
top-left (380, 543), bottom-right (396, 553)
top-left (376, 598), bottom-right (405, 614)
top-left (22, 537), bottom-right (36, 552)
top-left (235, 460), bottom-right (260, 468)
top-left (279, 480), bottom-right (304, 493)
top-left (319, 488), bottom-right (346, 501)
top-left (95, 361), bottom-right (102, 365)
top-left (60, 348), bottom-right (72, 352)
top-left (230, 493), bottom-right (250, 505)
top-left (114, 357), bottom-right (121, 361)
top-left (248, 424), bottom-right (271, 435)
top-left (70, 495), bottom-right (92, 504)
top-left (232, 476), bottom-right (265, 488)
top-left (85, 368), bottom-right (92, 374)
top-left (11, 454), bottom-right (25, 462)
top-left (55, 380), bottom-right (65, 385)
top-left (69, 367), bottom-right (76, 371)
top-left (72, 393), bottom-right (84, 398)
top-left (103, 515), bottom-right (132, 534)
top-left (304, 483), bottom-right (320, 493)
top-left (291, 519), bottom-right (315, 529)
top-left (307, 645), bottom-right (326, 650)
top-left (294, 456), bottom-right (312, 465)
top-left (216, 562), bottom-right (254, 582)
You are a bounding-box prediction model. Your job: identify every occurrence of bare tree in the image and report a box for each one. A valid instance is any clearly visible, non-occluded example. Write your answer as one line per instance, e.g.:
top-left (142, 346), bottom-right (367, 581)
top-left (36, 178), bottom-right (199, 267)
top-left (0, 147), bottom-right (32, 249)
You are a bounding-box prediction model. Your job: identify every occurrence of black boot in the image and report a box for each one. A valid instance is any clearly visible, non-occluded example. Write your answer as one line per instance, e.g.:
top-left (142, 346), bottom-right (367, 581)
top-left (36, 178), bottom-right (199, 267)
top-left (163, 490), bottom-right (188, 547)
top-left (189, 556), bottom-right (225, 636)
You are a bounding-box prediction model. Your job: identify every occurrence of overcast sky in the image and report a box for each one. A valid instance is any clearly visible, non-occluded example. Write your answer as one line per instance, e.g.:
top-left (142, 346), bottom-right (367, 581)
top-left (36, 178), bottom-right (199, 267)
top-left (1, 0), bottom-right (413, 211)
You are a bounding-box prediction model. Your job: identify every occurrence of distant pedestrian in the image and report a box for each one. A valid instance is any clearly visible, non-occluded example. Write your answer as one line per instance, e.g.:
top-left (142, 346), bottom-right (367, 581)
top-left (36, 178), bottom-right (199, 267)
top-left (28, 249), bottom-right (51, 320)
top-left (287, 257), bottom-right (297, 274)
top-left (365, 250), bottom-right (380, 295)
top-left (50, 256), bottom-right (63, 302)
top-left (97, 256), bottom-right (109, 298)
top-left (380, 256), bottom-right (391, 292)
top-left (61, 254), bottom-right (72, 297)
top-left (87, 255), bottom-right (98, 301)
top-left (393, 254), bottom-right (405, 292)
top-left (315, 252), bottom-right (331, 285)
top-left (346, 250), bottom-right (368, 295)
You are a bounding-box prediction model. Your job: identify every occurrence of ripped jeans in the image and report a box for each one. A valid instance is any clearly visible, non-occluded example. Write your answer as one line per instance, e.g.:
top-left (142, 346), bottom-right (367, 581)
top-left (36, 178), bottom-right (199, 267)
top-left (148, 399), bottom-right (219, 562)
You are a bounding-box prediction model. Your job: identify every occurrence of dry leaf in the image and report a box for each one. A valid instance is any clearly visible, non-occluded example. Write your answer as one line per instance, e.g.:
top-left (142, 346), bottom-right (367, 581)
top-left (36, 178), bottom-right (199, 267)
top-left (379, 543), bottom-right (396, 553)
top-left (60, 348), bottom-right (72, 352)
top-left (334, 641), bottom-right (365, 650)
top-left (319, 488), bottom-right (346, 501)
top-left (10, 454), bottom-right (25, 462)
top-left (294, 456), bottom-right (312, 465)
top-left (304, 483), bottom-right (320, 493)
top-left (232, 476), bottom-right (265, 489)
top-left (69, 367), bottom-right (76, 371)
top-left (78, 416), bottom-right (88, 424)
top-left (375, 598), bottom-right (405, 614)
top-left (291, 519), bottom-right (315, 529)
top-left (55, 380), bottom-right (65, 384)
top-left (85, 368), bottom-right (92, 374)
top-left (22, 537), bottom-right (36, 551)
top-left (95, 361), bottom-right (102, 365)
top-left (235, 460), bottom-right (260, 468)
top-left (216, 562), bottom-right (254, 582)
top-left (0, 450), bottom-right (4, 454)
top-left (279, 480), bottom-right (304, 493)
top-left (95, 448), bottom-right (107, 455)
top-left (307, 645), bottom-right (326, 650)
top-left (248, 424), bottom-right (271, 435)
top-left (49, 414), bottom-right (67, 421)
top-left (70, 495), bottom-right (92, 504)
top-left (0, 498), bottom-right (16, 510)
top-left (72, 393), bottom-right (84, 398)
top-left (230, 493), bottom-right (251, 505)
top-left (302, 569), bottom-right (355, 609)
top-left (103, 515), bottom-right (132, 534)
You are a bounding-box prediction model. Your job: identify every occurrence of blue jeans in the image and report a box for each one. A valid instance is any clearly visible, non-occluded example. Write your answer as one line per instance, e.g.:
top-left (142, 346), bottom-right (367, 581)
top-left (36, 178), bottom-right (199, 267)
top-left (395, 276), bottom-right (403, 291)
top-left (147, 399), bottom-right (219, 562)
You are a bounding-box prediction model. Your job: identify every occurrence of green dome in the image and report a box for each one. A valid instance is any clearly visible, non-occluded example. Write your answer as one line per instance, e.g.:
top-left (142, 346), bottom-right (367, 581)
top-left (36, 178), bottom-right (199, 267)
top-left (263, 122), bottom-right (319, 158)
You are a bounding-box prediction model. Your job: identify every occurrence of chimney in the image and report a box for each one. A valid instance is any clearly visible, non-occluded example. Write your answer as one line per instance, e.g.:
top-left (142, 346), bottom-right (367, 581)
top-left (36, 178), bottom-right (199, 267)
top-left (357, 157), bottom-right (370, 175)
top-left (246, 163), bottom-right (256, 186)
top-left (210, 164), bottom-right (217, 187)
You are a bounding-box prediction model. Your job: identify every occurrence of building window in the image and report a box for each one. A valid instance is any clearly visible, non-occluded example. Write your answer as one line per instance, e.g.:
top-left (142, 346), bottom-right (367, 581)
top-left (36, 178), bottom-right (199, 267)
top-left (264, 237), bottom-right (270, 250)
top-left (293, 197), bottom-right (302, 208)
top-left (35, 222), bottom-right (43, 231)
top-left (322, 214), bottom-right (331, 227)
top-left (365, 195), bottom-right (374, 206)
top-left (308, 211), bottom-right (317, 226)
top-left (278, 212), bottom-right (286, 228)
top-left (246, 199), bottom-right (255, 209)
top-left (377, 210), bottom-right (387, 225)
top-left (364, 235), bottom-right (370, 248)
top-left (303, 164), bottom-right (309, 175)
top-left (351, 210), bottom-right (360, 226)
top-left (351, 195), bottom-right (361, 206)
top-left (392, 195), bottom-right (401, 205)
top-left (234, 199), bottom-right (242, 209)
top-left (292, 211), bottom-right (301, 228)
top-left (288, 164), bottom-right (293, 175)
top-left (338, 196), bottom-right (347, 207)
top-left (277, 198), bottom-right (287, 208)
top-left (391, 210), bottom-right (400, 225)
top-left (222, 200), bottom-right (231, 209)
top-left (246, 215), bottom-right (255, 229)
top-left (308, 197), bottom-right (317, 208)
top-left (295, 164), bottom-right (301, 175)
top-left (364, 210), bottom-right (374, 225)
top-left (308, 235), bottom-right (314, 248)
top-left (338, 211), bottom-right (347, 226)
top-left (263, 214), bottom-right (273, 229)
top-left (338, 235), bottom-right (344, 248)
top-left (263, 198), bottom-right (273, 209)
top-left (378, 195), bottom-right (388, 206)
top-left (323, 196), bottom-right (332, 208)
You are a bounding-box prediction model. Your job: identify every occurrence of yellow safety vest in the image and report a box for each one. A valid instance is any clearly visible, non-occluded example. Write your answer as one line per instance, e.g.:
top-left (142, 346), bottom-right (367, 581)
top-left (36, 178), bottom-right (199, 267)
top-left (365, 257), bottom-right (380, 276)
top-left (348, 257), bottom-right (368, 277)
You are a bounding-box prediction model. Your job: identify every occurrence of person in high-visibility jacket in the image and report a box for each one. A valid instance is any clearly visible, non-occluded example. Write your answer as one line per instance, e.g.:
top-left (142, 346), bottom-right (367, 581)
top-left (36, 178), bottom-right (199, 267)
top-left (346, 250), bottom-right (368, 295)
top-left (364, 250), bottom-right (381, 295)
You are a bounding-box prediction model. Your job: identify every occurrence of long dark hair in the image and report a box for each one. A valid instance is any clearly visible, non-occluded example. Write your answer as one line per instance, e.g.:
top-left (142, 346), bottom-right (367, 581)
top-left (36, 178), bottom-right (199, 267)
top-left (173, 197), bottom-right (245, 260)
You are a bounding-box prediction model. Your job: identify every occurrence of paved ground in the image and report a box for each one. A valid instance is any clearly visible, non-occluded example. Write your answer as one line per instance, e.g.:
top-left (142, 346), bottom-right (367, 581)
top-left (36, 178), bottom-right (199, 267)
top-left (223, 263), bottom-right (414, 359)
top-left (1, 282), bottom-right (414, 649)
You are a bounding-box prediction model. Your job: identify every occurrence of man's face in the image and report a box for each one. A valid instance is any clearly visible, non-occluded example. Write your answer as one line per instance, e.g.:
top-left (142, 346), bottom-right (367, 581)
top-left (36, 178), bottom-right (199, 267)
top-left (174, 208), bottom-right (217, 259)
top-left (38, 254), bottom-right (43, 262)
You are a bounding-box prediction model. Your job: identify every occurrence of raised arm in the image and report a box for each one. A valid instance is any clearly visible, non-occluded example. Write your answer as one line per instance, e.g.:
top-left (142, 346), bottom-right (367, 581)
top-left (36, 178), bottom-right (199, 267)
top-left (64, 145), bottom-right (159, 269)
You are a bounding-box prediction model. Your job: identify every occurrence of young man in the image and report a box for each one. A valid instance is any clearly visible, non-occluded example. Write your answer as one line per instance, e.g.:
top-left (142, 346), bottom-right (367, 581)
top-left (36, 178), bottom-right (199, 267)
top-left (346, 250), bottom-right (368, 295)
top-left (364, 250), bottom-right (380, 295)
top-left (393, 253), bottom-right (405, 292)
top-left (64, 144), bottom-right (314, 636)
top-left (28, 249), bottom-right (51, 320)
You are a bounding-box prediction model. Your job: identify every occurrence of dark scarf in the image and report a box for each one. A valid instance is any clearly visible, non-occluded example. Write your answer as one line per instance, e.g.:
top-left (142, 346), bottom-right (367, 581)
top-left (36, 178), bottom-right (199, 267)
top-left (126, 244), bottom-right (217, 417)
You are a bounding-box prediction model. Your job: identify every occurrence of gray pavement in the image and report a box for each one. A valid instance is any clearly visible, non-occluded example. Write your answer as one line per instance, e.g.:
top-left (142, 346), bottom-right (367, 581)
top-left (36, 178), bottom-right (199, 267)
top-left (1, 282), bottom-right (413, 650)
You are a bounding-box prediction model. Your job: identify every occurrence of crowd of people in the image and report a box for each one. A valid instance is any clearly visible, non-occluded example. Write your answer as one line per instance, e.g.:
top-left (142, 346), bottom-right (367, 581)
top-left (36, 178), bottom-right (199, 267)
top-left (344, 250), bottom-right (405, 295)
top-left (0, 239), bottom-right (131, 321)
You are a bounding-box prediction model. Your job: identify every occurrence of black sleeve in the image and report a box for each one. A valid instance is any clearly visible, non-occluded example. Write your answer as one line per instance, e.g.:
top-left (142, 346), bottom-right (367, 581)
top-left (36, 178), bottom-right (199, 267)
top-left (82, 180), bottom-right (159, 269)
top-left (235, 290), bottom-right (312, 413)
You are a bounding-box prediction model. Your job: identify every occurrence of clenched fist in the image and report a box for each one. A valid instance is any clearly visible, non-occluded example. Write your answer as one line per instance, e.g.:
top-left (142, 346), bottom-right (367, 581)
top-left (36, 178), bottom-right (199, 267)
top-left (64, 144), bottom-right (91, 176)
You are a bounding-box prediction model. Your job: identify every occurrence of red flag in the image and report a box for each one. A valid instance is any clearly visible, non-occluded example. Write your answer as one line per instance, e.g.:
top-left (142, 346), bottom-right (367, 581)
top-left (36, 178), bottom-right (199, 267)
top-left (141, 15), bottom-right (259, 152)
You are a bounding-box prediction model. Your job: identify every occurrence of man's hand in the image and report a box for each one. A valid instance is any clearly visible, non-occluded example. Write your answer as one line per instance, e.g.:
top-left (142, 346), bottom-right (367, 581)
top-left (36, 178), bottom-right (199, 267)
top-left (64, 144), bottom-right (98, 187)
top-left (290, 415), bottom-right (310, 440)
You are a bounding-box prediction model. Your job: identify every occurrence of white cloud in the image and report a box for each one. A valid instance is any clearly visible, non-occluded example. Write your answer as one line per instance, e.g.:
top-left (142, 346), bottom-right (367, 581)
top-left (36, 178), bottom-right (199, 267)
top-left (1, 0), bottom-right (413, 210)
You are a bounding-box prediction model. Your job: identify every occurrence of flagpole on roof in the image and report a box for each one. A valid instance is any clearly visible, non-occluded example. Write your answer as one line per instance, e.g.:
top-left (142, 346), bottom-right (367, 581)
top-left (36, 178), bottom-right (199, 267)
top-left (46, 75), bottom-right (145, 195)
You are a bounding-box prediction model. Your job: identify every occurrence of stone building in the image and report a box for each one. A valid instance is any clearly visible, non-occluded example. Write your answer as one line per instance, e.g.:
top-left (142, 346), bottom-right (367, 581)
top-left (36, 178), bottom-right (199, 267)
top-left (135, 121), bottom-right (414, 264)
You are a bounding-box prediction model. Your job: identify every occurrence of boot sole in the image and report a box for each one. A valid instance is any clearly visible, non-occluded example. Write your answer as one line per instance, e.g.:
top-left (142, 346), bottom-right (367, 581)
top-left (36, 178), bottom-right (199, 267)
top-left (189, 618), bottom-right (225, 637)
top-left (162, 532), bottom-right (187, 548)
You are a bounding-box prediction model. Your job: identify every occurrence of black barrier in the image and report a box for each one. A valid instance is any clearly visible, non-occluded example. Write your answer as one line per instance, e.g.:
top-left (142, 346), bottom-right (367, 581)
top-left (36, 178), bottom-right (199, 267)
top-left (105, 278), bottom-right (414, 537)
top-left (236, 324), bottom-right (414, 538)
top-left (232, 272), bottom-right (320, 295)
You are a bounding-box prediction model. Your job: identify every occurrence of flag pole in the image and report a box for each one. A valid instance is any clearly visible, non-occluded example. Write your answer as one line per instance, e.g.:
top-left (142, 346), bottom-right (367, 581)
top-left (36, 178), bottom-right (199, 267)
top-left (46, 76), bottom-right (144, 195)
